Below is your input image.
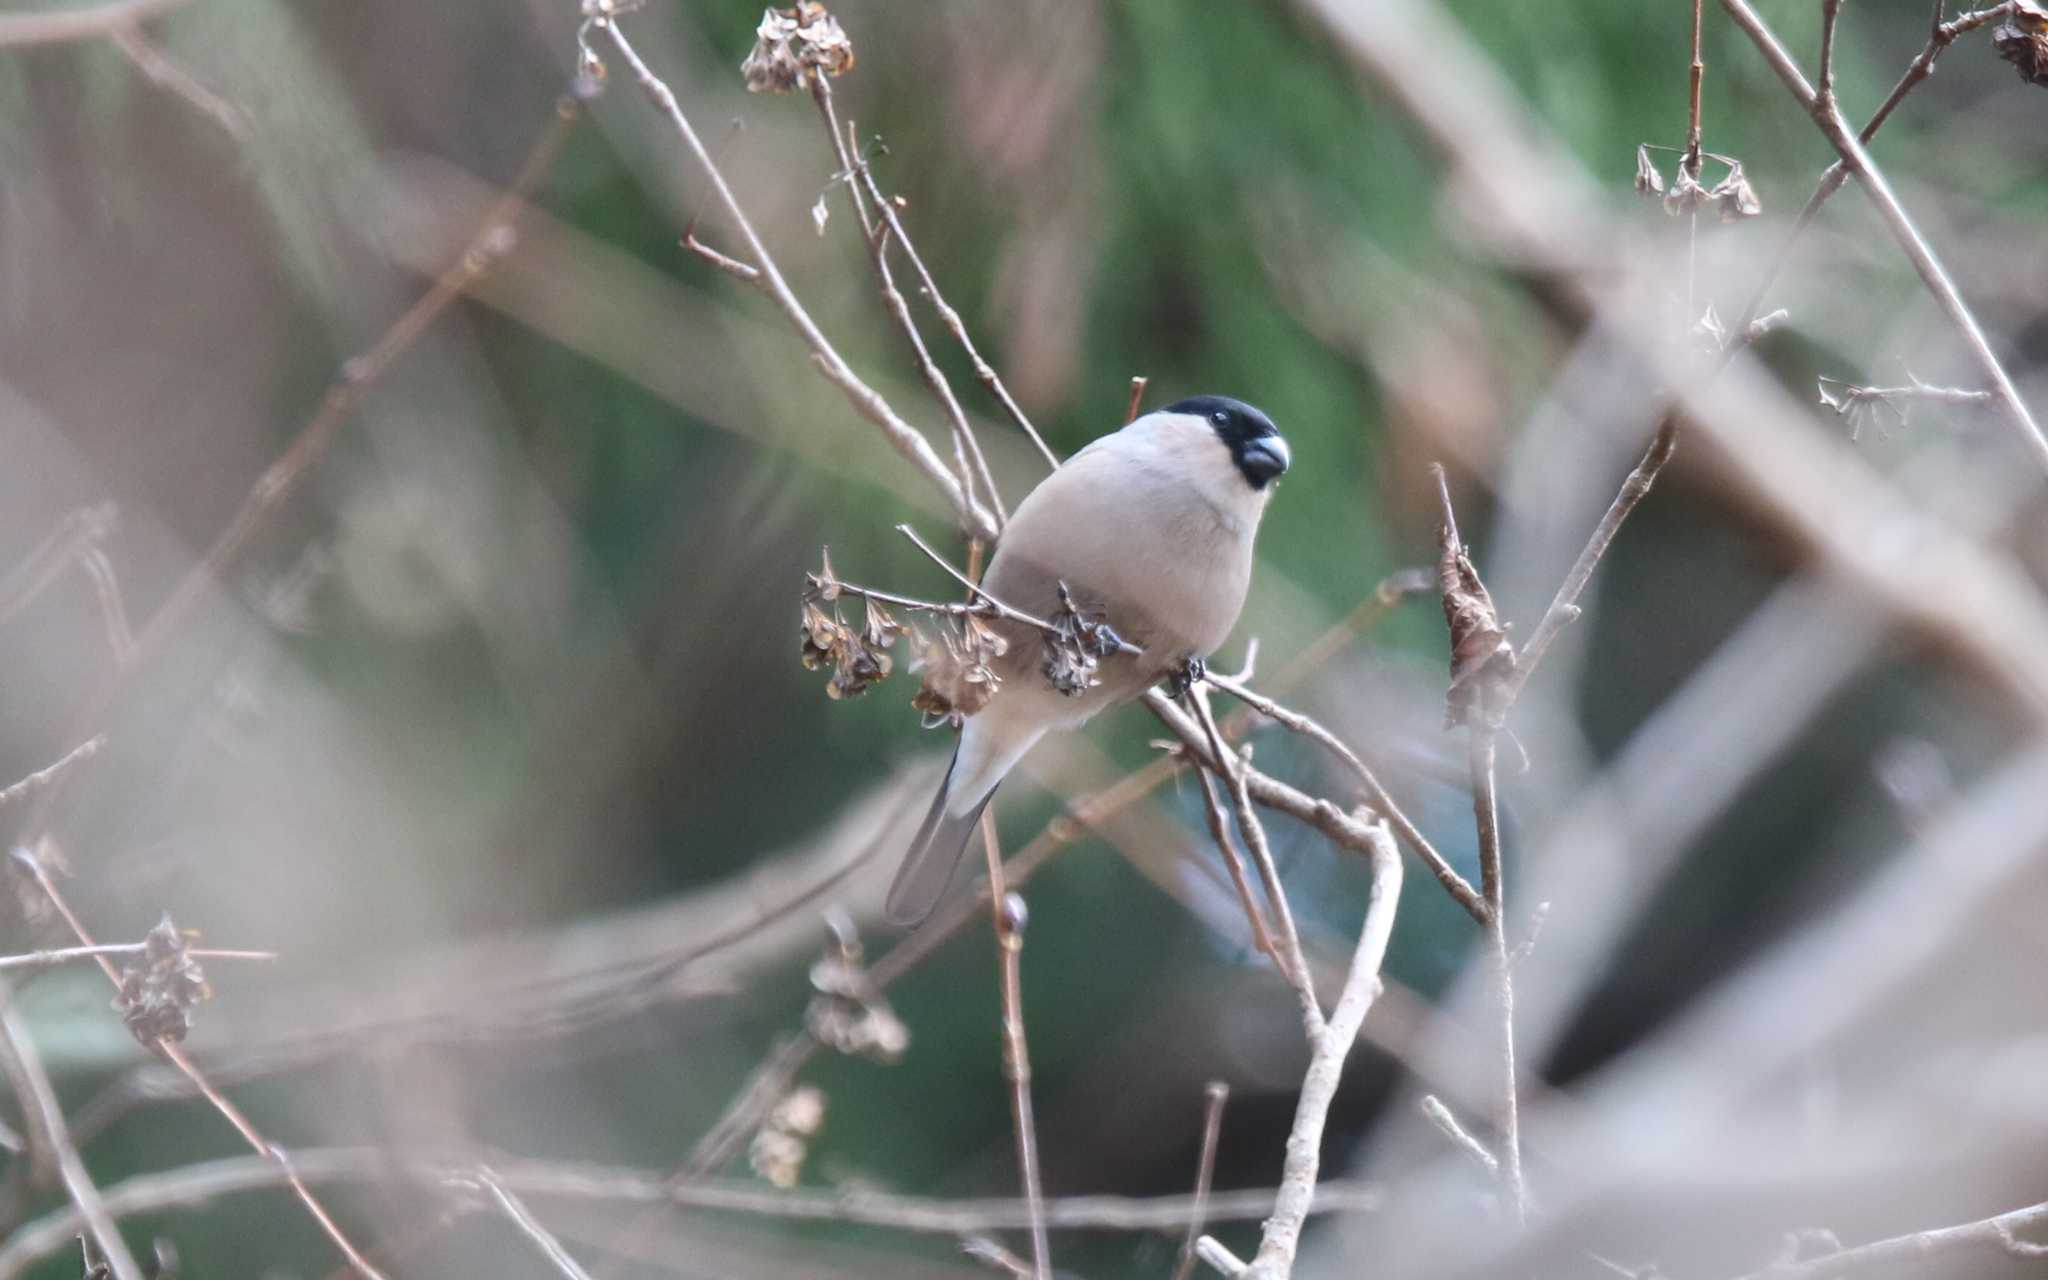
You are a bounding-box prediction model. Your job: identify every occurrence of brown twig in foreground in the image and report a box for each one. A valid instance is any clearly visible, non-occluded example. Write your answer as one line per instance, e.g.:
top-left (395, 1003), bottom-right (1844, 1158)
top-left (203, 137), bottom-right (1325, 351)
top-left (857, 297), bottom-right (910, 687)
top-left (1197, 818), bottom-right (1401, 1280)
top-left (1171, 1082), bottom-right (1230, 1280)
top-left (593, 15), bottom-right (999, 542)
top-left (0, 1000), bottom-right (146, 1280)
top-left (980, 814), bottom-right (1052, 1280)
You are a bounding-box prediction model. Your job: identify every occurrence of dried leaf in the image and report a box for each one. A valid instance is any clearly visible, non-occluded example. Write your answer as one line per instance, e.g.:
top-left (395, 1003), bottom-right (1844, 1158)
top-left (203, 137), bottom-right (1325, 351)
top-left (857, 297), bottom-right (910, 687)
top-left (741, 2), bottom-right (856, 94)
top-left (1662, 169), bottom-right (1708, 216)
top-left (1708, 163), bottom-right (1762, 220)
top-left (1995, 1), bottom-right (2048, 87)
top-left (1633, 144), bottom-right (1665, 196)
top-left (1437, 510), bottom-right (1516, 729)
top-left (112, 914), bottom-right (211, 1048)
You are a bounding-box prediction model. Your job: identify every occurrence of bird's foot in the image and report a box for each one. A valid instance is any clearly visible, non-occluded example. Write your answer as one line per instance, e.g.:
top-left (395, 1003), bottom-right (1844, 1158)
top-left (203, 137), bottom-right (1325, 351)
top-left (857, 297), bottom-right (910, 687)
top-left (1164, 656), bottom-right (1206, 700)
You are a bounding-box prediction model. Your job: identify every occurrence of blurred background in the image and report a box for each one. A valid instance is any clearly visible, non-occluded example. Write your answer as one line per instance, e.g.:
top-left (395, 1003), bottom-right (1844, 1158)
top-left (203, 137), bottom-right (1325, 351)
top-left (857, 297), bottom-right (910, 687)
top-left (2, 0), bottom-right (2047, 1275)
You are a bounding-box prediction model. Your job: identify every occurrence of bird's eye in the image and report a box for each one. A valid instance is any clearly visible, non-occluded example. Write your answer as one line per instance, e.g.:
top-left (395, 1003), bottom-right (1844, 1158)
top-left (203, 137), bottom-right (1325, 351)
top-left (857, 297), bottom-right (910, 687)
top-left (1211, 409), bottom-right (1230, 427)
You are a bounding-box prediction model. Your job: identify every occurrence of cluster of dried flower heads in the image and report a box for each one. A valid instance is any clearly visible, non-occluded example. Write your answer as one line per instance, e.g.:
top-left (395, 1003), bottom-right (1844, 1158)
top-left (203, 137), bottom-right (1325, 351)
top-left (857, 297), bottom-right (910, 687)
top-left (1634, 146), bottom-right (1763, 221)
top-left (112, 914), bottom-right (212, 1047)
top-left (741, 1), bottom-right (855, 94)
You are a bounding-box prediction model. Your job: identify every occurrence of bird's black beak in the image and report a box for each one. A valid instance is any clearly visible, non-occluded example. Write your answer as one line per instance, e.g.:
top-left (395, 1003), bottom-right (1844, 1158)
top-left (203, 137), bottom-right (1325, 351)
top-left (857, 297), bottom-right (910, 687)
top-left (1239, 434), bottom-right (1292, 488)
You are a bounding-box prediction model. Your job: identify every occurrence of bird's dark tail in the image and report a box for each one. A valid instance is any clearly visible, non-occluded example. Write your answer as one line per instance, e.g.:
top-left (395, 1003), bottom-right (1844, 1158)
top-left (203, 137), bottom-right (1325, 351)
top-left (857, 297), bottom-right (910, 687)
top-left (885, 747), bottom-right (996, 927)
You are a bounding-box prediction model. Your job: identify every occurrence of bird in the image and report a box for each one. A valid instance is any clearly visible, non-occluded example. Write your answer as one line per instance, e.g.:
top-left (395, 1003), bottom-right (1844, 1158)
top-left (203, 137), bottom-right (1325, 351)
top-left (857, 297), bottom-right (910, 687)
top-left (885, 395), bottom-right (1292, 926)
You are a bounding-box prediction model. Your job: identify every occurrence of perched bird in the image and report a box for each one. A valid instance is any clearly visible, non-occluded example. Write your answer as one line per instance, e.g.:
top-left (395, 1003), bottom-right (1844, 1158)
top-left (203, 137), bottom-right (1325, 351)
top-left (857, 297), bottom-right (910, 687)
top-left (886, 395), bottom-right (1292, 925)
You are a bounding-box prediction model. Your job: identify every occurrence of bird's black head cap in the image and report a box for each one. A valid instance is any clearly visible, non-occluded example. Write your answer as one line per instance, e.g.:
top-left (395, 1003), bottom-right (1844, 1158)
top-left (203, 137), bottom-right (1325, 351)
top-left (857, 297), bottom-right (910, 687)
top-left (1165, 395), bottom-right (1291, 490)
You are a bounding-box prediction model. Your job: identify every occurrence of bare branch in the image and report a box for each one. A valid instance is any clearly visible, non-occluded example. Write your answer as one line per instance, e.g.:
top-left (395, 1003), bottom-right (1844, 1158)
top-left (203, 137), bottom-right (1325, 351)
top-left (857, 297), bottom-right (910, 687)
top-left (1719, 0), bottom-right (2047, 467)
top-left (467, 1168), bottom-right (597, 1280)
top-left (591, 17), bottom-right (999, 542)
top-left (1237, 819), bottom-right (1401, 1280)
top-left (1729, 1200), bottom-right (2048, 1279)
top-left (979, 815), bottom-right (1051, 1280)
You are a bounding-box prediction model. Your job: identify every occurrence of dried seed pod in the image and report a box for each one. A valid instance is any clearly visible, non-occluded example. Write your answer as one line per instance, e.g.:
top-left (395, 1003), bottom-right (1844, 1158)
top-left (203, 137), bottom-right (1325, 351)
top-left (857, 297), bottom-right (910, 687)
top-left (1995, 2), bottom-right (2048, 87)
top-left (1633, 144), bottom-right (1666, 197)
top-left (741, 2), bottom-right (856, 94)
top-left (112, 915), bottom-right (211, 1047)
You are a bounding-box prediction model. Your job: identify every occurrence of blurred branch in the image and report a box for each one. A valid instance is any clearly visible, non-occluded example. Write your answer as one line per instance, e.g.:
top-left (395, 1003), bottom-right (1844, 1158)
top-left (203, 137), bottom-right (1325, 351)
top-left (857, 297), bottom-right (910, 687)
top-left (107, 22), bottom-right (248, 140)
top-left (465, 1169), bottom-right (597, 1280)
top-left (589, 15), bottom-right (999, 543)
top-left (16, 86), bottom-right (589, 851)
top-left (1200, 819), bottom-right (1401, 1280)
top-left (1729, 1201), bottom-right (2048, 1279)
top-left (0, 940), bottom-right (271, 976)
top-left (1171, 1083), bottom-right (1230, 1280)
top-left (0, 738), bottom-right (103, 814)
top-left (1418, 1095), bottom-right (1500, 1176)
top-left (0, 999), bottom-right (147, 1280)
top-left (0, 1148), bottom-right (1384, 1270)
top-left (1719, 0), bottom-right (2047, 467)
top-left (0, 505), bottom-right (133, 669)
top-left (0, 0), bottom-right (184, 47)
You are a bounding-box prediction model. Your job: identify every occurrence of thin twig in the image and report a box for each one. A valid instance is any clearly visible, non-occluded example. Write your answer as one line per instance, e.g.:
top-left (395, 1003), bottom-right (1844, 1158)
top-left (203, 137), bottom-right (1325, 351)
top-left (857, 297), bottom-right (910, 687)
top-left (813, 80), bottom-right (1004, 531)
top-left (1190, 764), bottom-right (1283, 967)
top-left (1125, 376), bottom-right (1150, 425)
top-left (470, 1168), bottom-right (597, 1280)
top-left (1719, 0), bottom-right (2047, 469)
top-left (1729, 1199), bottom-right (2048, 1279)
top-left (1418, 1094), bottom-right (1500, 1176)
top-left (0, 941), bottom-right (273, 976)
top-left (0, 1149), bottom-right (1385, 1270)
top-left (1171, 1083), bottom-right (1230, 1280)
top-left (980, 813), bottom-right (1052, 1280)
top-left (834, 126), bottom-right (1060, 471)
top-left (1187, 685), bottom-right (1322, 1031)
top-left (1730, 2), bottom-right (2013, 338)
top-left (593, 18), bottom-right (999, 541)
top-left (0, 1000), bottom-right (147, 1280)
top-left (1236, 819), bottom-right (1402, 1280)
top-left (0, 739), bottom-right (103, 812)
top-left (107, 21), bottom-right (249, 140)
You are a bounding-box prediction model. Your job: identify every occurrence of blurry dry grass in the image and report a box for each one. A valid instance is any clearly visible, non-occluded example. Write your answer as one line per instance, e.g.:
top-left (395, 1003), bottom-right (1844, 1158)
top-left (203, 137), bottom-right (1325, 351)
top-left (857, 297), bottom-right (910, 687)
top-left (2, 0), bottom-right (2048, 1278)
